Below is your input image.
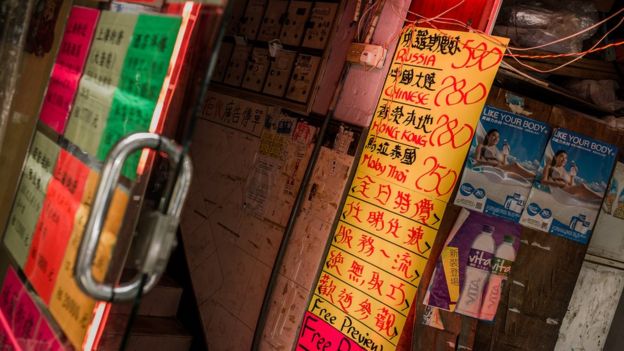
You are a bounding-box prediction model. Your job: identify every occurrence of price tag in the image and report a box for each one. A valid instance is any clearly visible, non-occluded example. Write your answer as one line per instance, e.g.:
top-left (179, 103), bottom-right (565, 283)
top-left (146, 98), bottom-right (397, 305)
top-left (39, 6), bottom-right (99, 134)
top-left (4, 132), bottom-right (60, 267)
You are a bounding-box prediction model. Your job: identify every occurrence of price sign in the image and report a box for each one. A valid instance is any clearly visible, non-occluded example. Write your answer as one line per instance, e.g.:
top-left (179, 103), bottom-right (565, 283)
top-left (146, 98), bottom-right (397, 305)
top-left (296, 26), bottom-right (508, 350)
top-left (4, 132), bottom-right (60, 267)
top-left (39, 6), bottom-right (99, 134)
top-left (49, 170), bottom-right (129, 350)
top-left (96, 13), bottom-right (181, 179)
top-left (64, 11), bottom-right (138, 156)
top-left (24, 150), bottom-right (90, 303)
top-left (0, 267), bottom-right (66, 350)
top-left (64, 11), bottom-right (181, 180)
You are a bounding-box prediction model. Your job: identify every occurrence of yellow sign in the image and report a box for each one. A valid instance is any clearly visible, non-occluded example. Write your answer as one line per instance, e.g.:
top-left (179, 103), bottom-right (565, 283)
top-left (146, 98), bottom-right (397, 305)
top-left (48, 170), bottom-right (129, 349)
top-left (299, 25), bottom-right (508, 350)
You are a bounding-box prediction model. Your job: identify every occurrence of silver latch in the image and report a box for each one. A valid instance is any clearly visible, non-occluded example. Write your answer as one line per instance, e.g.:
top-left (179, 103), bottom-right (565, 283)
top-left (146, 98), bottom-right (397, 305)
top-left (74, 132), bottom-right (192, 302)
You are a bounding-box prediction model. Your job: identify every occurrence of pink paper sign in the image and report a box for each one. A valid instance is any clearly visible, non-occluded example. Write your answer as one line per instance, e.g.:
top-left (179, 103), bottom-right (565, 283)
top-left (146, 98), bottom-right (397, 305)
top-left (39, 6), bottom-right (99, 134)
top-left (33, 320), bottom-right (63, 351)
top-left (297, 312), bottom-right (366, 351)
top-left (0, 267), bottom-right (66, 350)
top-left (0, 309), bottom-right (20, 350)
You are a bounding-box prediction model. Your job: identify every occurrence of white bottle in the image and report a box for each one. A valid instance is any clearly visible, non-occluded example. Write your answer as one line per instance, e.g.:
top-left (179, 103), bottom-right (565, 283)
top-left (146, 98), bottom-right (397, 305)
top-left (479, 235), bottom-right (516, 321)
top-left (455, 225), bottom-right (495, 317)
top-left (502, 140), bottom-right (510, 157)
top-left (569, 161), bottom-right (578, 181)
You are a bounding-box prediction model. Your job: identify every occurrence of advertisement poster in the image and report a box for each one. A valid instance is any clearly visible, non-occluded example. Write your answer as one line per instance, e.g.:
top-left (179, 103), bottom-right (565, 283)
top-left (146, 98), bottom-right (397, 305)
top-left (520, 128), bottom-right (617, 244)
top-left (296, 26), bottom-right (509, 350)
top-left (454, 106), bottom-right (551, 222)
top-left (424, 210), bottom-right (521, 320)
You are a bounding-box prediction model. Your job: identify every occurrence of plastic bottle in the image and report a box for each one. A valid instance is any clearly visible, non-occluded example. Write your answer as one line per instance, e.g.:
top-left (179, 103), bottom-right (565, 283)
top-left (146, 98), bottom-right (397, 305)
top-left (502, 140), bottom-right (510, 157)
top-left (455, 225), bottom-right (495, 317)
top-left (479, 235), bottom-right (516, 321)
top-left (569, 161), bottom-right (578, 183)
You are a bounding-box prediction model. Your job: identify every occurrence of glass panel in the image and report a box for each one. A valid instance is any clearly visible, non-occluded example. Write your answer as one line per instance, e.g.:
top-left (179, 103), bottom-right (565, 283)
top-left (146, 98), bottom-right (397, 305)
top-left (0, 1), bottom-right (224, 349)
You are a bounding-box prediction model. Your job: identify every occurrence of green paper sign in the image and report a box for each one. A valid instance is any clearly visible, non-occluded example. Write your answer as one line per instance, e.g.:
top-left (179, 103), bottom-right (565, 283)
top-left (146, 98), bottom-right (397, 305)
top-left (97, 14), bottom-right (181, 179)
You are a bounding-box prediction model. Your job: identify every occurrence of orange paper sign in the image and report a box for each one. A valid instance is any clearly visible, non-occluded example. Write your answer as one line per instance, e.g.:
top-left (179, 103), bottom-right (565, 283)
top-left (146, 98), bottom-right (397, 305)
top-left (24, 150), bottom-right (90, 303)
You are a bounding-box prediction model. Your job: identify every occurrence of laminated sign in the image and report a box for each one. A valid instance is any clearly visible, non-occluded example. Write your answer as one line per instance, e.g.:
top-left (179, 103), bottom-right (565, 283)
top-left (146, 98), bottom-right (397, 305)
top-left (64, 11), bottom-right (181, 179)
top-left (24, 150), bottom-right (90, 303)
top-left (0, 267), bottom-right (66, 350)
top-left (4, 132), bottom-right (60, 267)
top-left (296, 26), bottom-right (508, 350)
top-left (39, 6), bottom-right (99, 134)
top-left (49, 169), bottom-right (129, 350)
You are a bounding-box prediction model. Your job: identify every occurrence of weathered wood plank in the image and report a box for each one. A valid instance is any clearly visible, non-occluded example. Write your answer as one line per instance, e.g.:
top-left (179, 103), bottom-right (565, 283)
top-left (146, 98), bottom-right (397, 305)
top-left (555, 262), bottom-right (624, 351)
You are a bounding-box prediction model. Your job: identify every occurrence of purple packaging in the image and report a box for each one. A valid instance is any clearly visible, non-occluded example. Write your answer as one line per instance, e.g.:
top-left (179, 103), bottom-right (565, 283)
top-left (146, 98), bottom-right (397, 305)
top-left (424, 210), bottom-right (521, 319)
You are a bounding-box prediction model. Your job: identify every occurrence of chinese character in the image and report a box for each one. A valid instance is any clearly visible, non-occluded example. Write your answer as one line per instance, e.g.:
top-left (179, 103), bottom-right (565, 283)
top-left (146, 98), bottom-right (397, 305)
top-left (348, 260), bottom-right (364, 283)
top-left (367, 211), bottom-right (385, 231)
top-left (374, 184), bottom-right (392, 205)
top-left (368, 272), bottom-right (384, 296)
top-left (390, 106), bottom-right (404, 124)
top-left (392, 252), bottom-right (414, 279)
top-left (366, 136), bottom-right (377, 152)
top-left (386, 282), bottom-right (406, 306)
top-left (338, 289), bottom-right (353, 313)
top-left (357, 235), bottom-right (375, 257)
top-left (386, 218), bottom-right (401, 238)
top-left (405, 226), bottom-right (430, 254)
top-left (401, 149), bottom-right (416, 165)
top-left (393, 191), bottom-right (411, 214)
top-left (355, 299), bottom-right (372, 320)
top-left (352, 175), bottom-right (375, 198)
top-left (318, 274), bottom-right (336, 303)
top-left (413, 198), bottom-right (434, 223)
top-left (326, 251), bottom-right (344, 276)
top-left (377, 142), bottom-right (390, 156)
top-left (342, 201), bottom-right (363, 223)
top-left (390, 145), bottom-right (402, 159)
top-left (335, 225), bottom-right (353, 248)
top-left (400, 69), bottom-right (414, 85)
top-left (375, 308), bottom-right (398, 338)
top-left (377, 104), bottom-right (389, 119)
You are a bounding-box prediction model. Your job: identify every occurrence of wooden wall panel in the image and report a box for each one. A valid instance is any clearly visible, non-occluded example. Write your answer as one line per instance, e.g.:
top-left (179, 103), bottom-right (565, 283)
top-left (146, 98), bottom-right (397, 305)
top-left (411, 86), bottom-right (623, 350)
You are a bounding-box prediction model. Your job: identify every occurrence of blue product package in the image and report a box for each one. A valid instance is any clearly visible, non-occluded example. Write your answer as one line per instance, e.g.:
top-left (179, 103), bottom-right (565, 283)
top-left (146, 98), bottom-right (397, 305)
top-left (454, 106), bottom-right (551, 222)
top-left (520, 128), bottom-right (617, 243)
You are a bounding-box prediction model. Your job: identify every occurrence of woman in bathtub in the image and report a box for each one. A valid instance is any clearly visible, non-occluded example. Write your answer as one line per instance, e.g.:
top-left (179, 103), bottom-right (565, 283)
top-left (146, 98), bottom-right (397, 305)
top-left (542, 150), bottom-right (575, 188)
top-left (475, 129), bottom-right (508, 166)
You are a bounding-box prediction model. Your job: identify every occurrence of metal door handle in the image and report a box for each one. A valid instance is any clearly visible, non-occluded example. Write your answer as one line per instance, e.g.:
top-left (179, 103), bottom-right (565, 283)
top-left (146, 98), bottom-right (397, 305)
top-left (74, 132), bottom-right (192, 302)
